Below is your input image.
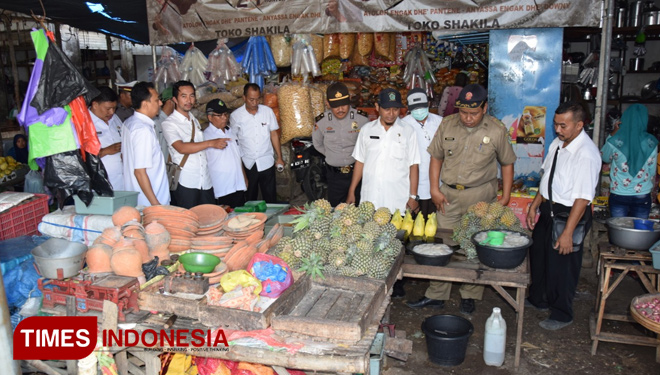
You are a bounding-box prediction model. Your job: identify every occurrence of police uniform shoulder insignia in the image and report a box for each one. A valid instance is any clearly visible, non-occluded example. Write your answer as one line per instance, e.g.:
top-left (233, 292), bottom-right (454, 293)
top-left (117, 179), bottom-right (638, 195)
top-left (315, 113), bottom-right (325, 122)
top-left (357, 109), bottom-right (368, 117)
top-left (328, 113), bottom-right (333, 121)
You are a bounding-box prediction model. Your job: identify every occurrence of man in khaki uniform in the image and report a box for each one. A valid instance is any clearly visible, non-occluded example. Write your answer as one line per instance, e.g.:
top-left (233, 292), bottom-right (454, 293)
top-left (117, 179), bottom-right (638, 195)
top-left (406, 84), bottom-right (516, 315)
top-left (313, 82), bottom-right (369, 206)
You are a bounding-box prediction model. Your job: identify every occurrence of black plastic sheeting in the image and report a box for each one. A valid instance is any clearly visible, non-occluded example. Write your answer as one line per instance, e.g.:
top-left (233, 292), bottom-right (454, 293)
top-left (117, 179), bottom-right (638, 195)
top-left (0, 1), bottom-right (150, 44)
top-left (32, 41), bottom-right (99, 114)
top-left (44, 150), bottom-right (113, 208)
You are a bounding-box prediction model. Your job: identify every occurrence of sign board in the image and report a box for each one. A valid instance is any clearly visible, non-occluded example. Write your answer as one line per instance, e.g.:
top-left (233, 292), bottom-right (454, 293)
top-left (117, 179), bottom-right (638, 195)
top-left (147, 0), bottom-right (601, 45)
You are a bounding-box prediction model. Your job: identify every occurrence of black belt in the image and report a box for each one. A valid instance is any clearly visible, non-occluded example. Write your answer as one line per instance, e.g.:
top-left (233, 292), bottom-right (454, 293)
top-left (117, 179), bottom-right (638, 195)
top-left (445, 184), bottom-right (472, 190)
top-left (327, 164), bottom-right (354, 174)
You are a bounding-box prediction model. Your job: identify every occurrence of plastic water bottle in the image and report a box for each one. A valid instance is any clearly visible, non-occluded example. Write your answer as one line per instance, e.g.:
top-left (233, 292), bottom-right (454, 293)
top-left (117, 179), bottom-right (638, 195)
top-left (483, 307), bottom-right (506, 366)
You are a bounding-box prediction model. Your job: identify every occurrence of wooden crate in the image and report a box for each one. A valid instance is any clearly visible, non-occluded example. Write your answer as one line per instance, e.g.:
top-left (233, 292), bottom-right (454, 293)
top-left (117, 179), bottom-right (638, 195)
top-left (271, 274), bottom-right (387, 342)
top-left (138, 279), bottom-right (205, 320)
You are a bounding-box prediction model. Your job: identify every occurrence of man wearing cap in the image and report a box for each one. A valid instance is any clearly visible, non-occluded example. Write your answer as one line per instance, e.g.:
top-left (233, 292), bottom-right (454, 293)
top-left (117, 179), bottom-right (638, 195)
top-left (153, 87), bottom-right (176, 160)
top-left (230, 83), bottom-right (284, 203)
top-left (122, 82), bottom-right (170, 206)
top-left (407, 84), bottom-right (516, 314)
top-left (115, 81), bottom-right (137, 122)
top-left (312, 82), bottom-right (369, 206)
top-left (347, 88), bottom-right (420, 213)
top-left (162, 80), bottom-right (227, 209)
top-left (401, 88), bottom-right (443, 218)
top-left (89, 86), bottom-right (124, 191)
top-left (204, 99), bottom-right (247, 208)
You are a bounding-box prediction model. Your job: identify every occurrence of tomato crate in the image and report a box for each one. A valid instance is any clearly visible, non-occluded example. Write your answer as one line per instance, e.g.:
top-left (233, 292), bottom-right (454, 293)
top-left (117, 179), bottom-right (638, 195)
top-left (0, 194), bottom-right (49, 240)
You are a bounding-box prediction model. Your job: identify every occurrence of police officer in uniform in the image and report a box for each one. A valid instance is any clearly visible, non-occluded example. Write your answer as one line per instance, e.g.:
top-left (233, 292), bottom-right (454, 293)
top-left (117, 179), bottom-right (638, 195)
top-left (313, 82), bottom-right (369, 206)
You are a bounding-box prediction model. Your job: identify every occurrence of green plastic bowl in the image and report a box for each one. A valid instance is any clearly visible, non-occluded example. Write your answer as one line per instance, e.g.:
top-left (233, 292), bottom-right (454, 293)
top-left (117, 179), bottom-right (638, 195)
top-left (178, 253), bottom-right (221, 273)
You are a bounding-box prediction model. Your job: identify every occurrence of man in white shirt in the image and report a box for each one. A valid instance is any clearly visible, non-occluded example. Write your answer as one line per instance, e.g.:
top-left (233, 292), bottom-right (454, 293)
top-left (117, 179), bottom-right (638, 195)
top-left (401, 88), bottom-right (443, 218)
top-left (89, 87), bottom-right (124, 191)
top-left (229, 83), bottom-right (284, 203)
top-left (526, 102), bottom-right (601, 330)
top-left (204, 99), bottom-right (247, 208)
top-left (347, 88), bottom-right (420, 213)
top-left (162, 80), bottom-right (226, 209)
top-left (153, 87), bottom-right (175, 161)
top-left (122, 82), bottom-right (170, 206)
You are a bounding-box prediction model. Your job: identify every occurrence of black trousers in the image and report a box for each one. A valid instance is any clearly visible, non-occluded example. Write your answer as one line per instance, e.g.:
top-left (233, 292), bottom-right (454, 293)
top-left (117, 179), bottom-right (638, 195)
top-left (326, 166), bottom-right (360, 207)
top-left (528, 200), bottom-right (592, 322)
top-left (172, 184), bottom-right (215, 209)
top-left (216, 190), bottom-right (246, 208)
top-left (245, 165), bottom-right (277, 203)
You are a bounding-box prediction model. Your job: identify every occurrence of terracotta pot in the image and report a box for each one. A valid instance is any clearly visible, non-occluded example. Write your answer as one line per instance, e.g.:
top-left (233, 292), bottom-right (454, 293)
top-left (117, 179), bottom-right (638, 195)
top-left (133, 239), bottom-right (152, 263)
top-left (112, 238), bottom-right (135, 253)
top-left (145, 221), bottom-right (167, 235)
top-left (149, 245), bottom-right (170, 265)
top-left (123, 227), bottom-right (146, 240)
top-left (145, 225), bottom-right (171, 252)
top-left (87, 244), bottom-right (113, 274)
top-left (112, 206), bottom-right (141, 227)
top-left (110, 248), bottom-right (144, 277)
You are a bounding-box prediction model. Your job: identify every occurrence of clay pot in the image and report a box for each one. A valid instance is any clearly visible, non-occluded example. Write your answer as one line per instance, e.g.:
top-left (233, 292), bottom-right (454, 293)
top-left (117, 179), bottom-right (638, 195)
top-left (95, 227), bottom-right (122, 247)
top-left (112, 238), bottom-right (135, 253)
top-left (112, 206), bottom-right (141, 227)
top-left (145, 223), bottom-right (171, 251)
top-left (86, 244), bottom-right (113, 274)
top-left (133, 239), bottom-right (152, 263)
top-left (110, 248), bottom-right (144, 277)
top-left (149, 245), bottom-right (170, 265)
top-left (123, 227), bottom-right (146, 240)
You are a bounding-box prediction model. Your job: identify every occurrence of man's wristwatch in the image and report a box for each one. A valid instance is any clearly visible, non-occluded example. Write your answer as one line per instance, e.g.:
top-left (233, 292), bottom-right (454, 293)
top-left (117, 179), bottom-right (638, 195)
top-left (409, 194), bottom-right (420, 201)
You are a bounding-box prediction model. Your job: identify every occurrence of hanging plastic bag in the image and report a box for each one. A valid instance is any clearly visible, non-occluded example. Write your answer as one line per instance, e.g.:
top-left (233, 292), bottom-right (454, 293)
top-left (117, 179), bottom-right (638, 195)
top-left (154, 47), bottom-right (182, 90)
top-left (179, 44), bottom-right (209, 87)
top-left (207, 39), bottom-right (243, 86)
top-left (44, 150), bottom-right (92, 207)
top-left (23, 170), bottom-right (44, 194)
top-left (278, 82), bottom-right (315, 144)
top-left (247, 253), bottom-right (293, 298)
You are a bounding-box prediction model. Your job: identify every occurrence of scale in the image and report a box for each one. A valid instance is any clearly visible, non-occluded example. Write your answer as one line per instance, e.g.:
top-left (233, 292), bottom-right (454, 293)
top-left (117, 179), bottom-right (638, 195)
top-left (38, 274), bottom-right (140, 321)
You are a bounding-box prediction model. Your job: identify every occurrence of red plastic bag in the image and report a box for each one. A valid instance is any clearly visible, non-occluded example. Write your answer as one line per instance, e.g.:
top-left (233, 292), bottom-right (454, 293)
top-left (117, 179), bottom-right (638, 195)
top-left (246, 253), bottom-right (293, 298)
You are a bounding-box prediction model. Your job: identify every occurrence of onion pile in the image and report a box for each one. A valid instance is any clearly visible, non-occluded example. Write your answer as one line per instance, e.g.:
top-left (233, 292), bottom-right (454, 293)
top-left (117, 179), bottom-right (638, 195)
top-left (634, 298), bottom-right (660, 322)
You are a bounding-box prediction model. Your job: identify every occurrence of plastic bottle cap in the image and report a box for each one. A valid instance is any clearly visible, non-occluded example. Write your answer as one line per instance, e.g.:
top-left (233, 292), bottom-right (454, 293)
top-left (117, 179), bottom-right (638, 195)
top-left (493, 307), bottom-right (501, 313)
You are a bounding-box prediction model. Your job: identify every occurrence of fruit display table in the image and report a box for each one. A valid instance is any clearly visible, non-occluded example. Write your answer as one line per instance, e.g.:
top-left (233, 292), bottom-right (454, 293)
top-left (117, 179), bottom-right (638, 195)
top-left (400, 229), bottom-right (530, 368)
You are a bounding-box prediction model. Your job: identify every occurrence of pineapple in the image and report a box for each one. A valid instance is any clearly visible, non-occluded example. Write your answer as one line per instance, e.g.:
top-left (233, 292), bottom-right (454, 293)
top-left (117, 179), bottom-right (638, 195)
top-left (345, 223), bottom-right (364, 243)
top-left (278, 249), bottom-right (301, 269)
top-left (291, 199), bottom-right (333, 232)
top-left (312, 198), bottom-right (332, 216)
top-left (383, 240), bottom-right (402, 258)
top-left (357, 201), bottom-right (376, 224)
top-left (367, 255), bottom-right (391, 279)
top-left (339, 265), bottom-right (363, 277)
top-left (292, 232), bottom-right (314, 258)
top-left (330, 236), bottom-right (350, 252)
top-left (362, 221), bottom-right (382, 242)
top-left (501, 209), bottom-right (519, 227)
top-left (324, 265), bottom-right (340, 276)
top-left (335, 202), bottom-right (349, 212)
top-left (488, 202), bottom-right (506, 218)
top-left (352, 250), bottom-right (372, 273)
top-left (273, 237), bottom-right (293, 255)
top-left (469, 201), bottom-right (490, 218)
top-left (339, 204), bottom-right (360, 227)
top-left (328, 249), bottom-right (348, 268)
top-left (309, 215), bottom-right (332, 240)
top-left (298, 253), bottom-right (325, 280)
top-left (373, 207), bottom-right (392, 226)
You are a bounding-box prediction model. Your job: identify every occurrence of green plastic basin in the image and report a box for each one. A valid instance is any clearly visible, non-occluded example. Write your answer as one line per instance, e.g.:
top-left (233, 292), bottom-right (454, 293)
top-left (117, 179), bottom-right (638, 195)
top-left (178, 253), bottom-right (221, 273)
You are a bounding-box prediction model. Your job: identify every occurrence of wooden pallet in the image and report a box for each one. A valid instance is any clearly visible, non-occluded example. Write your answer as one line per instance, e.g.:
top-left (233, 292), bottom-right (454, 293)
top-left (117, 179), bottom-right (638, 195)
top-left (271, 274), bottom-right (387, 342)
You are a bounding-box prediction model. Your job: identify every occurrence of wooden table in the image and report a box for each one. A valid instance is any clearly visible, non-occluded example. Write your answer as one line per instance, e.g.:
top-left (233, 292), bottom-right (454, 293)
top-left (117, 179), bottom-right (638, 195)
top-left (590, 243), bottom-right (660, 362)
top-left (400, 230), bottom-right (531, 368)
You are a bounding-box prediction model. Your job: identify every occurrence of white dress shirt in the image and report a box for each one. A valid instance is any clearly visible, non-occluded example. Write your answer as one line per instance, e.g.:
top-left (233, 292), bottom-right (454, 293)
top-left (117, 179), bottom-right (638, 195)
top-left (90, 111), bottom-right (124, 190)
top-left (229, 104), bottom-right (279, 171)
top-left (153, 110), bottom-right (170, 161)
top-left (401, 112), bottom-right (442, 200)
top-left (161, 110), bottom-right (212, 190)
top-left (352, 118), bottom-right (420, 213)
top-left (539, 130), bottom-right (601, 206)
top-left (204, 125), bottom-right (247, 198)
top-left (122, 112), bottom-right (170, 206)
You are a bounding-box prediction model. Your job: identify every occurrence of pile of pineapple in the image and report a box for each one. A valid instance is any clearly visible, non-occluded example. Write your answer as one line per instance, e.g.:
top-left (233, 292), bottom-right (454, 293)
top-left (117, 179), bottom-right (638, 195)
top-left (452, 201), bottom-right (525, 259)
top-left (0, 156), bottom-right (21, 182)
top-left (272, 199), bottom-right (402, 280)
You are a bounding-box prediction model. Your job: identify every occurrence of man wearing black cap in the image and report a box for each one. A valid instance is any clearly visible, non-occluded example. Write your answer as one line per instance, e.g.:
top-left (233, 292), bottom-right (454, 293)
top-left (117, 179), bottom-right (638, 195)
top-left (204, 99), bottom-right (247, 208)
top-left (312, 82), bottom-right (369, 206)
top-left (407, 84), bottom-right (516, 314)
top-left (347, 88), bottom-right (420, 213)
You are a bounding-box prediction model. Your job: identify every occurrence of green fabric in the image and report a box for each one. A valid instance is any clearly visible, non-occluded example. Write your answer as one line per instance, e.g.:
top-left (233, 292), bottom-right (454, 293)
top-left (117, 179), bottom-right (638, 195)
top-left (607, 104), bottom-right (658, 176)
top-left (27, 105), bottom-right (78, 170)
top-left (31, 29), bottom-right (48, 61)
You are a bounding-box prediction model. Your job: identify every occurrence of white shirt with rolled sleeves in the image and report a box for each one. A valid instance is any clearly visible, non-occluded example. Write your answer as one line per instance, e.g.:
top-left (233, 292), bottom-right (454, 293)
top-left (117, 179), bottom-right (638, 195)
top-left (204, 125), bottom-right (247, 198)
top-left (90, 111), bottom-right (124, 190)
top-left (229, 104), bottom-right (279, 172)
top-left (401, 112), bottom-right (442, 200)
top-left (539, 130), bottom-right (601, 206)
top-left (161, 110), bottom-right (212, 190)
top-left (352, 118), bottom-right (420, 213)
top-left (122, 112), bottom-right (170, 206)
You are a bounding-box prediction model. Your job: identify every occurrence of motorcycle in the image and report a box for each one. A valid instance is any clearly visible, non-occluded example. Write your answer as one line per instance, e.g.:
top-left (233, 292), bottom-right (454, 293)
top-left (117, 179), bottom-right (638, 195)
top-left (290, 138), bottom-right (327, 201)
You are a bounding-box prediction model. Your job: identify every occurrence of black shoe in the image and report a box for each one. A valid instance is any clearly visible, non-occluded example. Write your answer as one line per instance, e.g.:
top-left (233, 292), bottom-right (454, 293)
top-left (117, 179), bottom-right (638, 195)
top-left (460, 298), bottom-right (475, 315)
top-left (392, 280), bottom-right (406, 298)
top-left (406, 297), bottom-right (445, 309)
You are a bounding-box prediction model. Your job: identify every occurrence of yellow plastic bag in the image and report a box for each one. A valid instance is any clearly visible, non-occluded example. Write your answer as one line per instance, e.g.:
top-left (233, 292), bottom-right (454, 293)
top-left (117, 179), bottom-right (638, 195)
top-left (220, 270), bottom-right (262, 295)
top-left (164, 354), bottom-right (198, 375)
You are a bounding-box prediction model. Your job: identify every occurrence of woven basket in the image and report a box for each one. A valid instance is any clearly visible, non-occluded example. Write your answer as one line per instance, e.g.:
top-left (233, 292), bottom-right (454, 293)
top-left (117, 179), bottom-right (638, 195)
top-left (630, 293), bottom-right (660, 334)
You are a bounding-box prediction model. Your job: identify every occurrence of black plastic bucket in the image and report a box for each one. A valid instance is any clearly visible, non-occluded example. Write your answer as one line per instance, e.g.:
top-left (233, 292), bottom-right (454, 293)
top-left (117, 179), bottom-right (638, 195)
top-left (422, 314), bottom-right (474, 366)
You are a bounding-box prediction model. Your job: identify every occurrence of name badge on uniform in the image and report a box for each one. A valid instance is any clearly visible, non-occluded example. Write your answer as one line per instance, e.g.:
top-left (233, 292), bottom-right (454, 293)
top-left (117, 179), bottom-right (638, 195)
top-left (96, 131), bottom-right (103, 135)
top-left (445, 137), bottom-right (455, 141)
top-left (261, 123), bottom-right (267, 127)
top-left (351, 121), bottom-right (358, 130)
top-left (370, 136), bottom-right (380, 139)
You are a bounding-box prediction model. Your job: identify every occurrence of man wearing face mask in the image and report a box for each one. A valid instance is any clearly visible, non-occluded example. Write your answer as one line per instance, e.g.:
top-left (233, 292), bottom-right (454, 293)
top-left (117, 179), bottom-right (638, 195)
top-left (401, 88), bottom-right (443, 218)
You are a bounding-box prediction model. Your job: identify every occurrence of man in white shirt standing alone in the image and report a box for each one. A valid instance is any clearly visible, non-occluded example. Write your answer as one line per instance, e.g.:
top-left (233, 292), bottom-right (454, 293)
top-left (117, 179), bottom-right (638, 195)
top-left (229, 83), bottom-right (284, 203)
top-left (89, 86), bottom-right (124, 191)
top-left (162, 80), bottom-right (226, 209)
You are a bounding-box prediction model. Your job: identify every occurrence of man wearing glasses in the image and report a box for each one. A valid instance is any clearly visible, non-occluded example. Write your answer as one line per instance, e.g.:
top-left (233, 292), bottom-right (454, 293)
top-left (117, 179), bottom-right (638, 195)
top-left (204, 99), bottom-right (247, 208)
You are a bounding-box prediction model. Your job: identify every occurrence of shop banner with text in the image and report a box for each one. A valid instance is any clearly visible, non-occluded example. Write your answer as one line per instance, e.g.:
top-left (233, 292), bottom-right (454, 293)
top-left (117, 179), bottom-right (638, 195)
top-left (147, 0), bottom-right (600, 45)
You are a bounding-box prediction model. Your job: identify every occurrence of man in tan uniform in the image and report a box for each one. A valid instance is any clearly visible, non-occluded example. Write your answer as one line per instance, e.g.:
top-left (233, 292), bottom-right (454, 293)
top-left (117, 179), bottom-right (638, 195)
top-left (406, 84), bottom-right (516, 315)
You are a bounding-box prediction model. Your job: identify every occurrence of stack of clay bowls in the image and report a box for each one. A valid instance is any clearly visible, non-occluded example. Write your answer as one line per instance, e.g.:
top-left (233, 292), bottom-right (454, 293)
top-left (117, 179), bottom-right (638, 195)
top-left (190, 235), bottom-right (234, 258)
top-left (190, 204), bottom-right (228, 236)
top-left (221, 212), bottom-right (268, 242)
top-left (143, 205), bottom-right (199, 253)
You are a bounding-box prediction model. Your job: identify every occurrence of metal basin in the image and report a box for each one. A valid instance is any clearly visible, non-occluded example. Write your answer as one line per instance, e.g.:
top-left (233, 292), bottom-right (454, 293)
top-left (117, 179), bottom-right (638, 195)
top-left (31, 238), bottom-right (88, 279)
top-left (606, 217), bottom-right (660, 251)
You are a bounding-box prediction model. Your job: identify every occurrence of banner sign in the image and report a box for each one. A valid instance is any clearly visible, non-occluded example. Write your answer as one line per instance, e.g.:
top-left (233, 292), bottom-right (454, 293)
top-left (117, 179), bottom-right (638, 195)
top-left (147, 0), bottom-right (601, 45)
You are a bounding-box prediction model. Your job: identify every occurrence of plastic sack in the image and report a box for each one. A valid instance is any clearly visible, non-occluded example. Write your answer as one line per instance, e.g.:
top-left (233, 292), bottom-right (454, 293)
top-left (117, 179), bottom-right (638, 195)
top-left (4, 259), bottom-right (42, 309)
top-left (323, 34), bottom-right (340, 60)
top-left (247, 253), bottom-right (293, 298)
top-left (269, 34), bottom-right (292, 67)
top-left (310, 35), bottom-right (324, 64)
top-left (180, 44), bottom-right (209, 87)
top-left (278, 82), bottom-right (314, 144)
top-left (154, 47), bottom-right (182, 91)
top-left (207, 39), bottom-right (243, 86)
top-left (242, 36), bottom-right (277, 90)
top-left (23, 170), bottom-right (44, 194)
top-left (357, 33), bottom-right (374, 56)
top-left (374, 33), bottom-right (393, 61)
top-left (44, 150), bottom-right (112, 207)
top-left (220, 270), bottom-right (262, 295)
top-left (339, 33), bottom-right (356, 60)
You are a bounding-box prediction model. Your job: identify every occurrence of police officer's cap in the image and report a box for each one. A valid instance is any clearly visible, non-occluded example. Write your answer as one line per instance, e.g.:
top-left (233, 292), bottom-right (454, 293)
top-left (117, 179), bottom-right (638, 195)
top-left (455, 84), bottom-right (487, 109)
top-left (327, 82), bottom-right (351, 108)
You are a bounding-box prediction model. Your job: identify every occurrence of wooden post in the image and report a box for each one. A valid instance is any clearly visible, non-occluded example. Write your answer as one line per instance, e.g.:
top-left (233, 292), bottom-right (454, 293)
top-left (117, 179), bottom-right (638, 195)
top-left (103, 301), bottom-right (129, 375)
top-left (3, 17), bottom-right (20, 111)
top-left (106, 34), bottom-right (115, 88)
